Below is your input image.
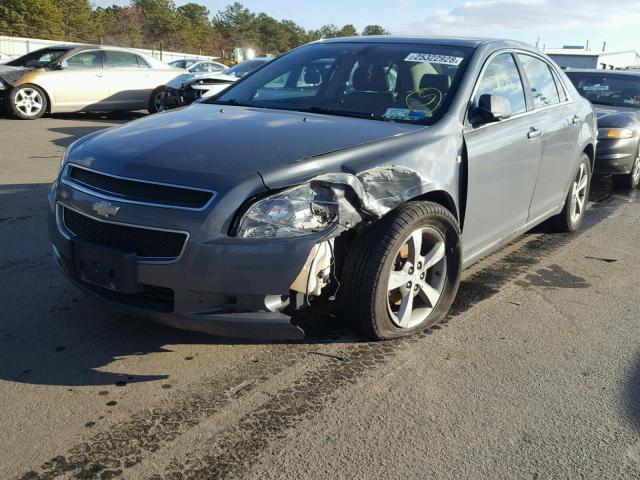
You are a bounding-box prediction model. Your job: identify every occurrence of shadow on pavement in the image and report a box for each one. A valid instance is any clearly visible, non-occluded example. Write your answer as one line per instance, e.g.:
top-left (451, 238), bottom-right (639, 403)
top-left (625, 355), bottom-right (640, 430)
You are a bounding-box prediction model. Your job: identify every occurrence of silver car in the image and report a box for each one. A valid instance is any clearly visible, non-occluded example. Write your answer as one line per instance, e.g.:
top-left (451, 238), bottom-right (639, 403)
top-left (48, 37), bottom-right (597, 340)
top-left (168, 59), bottom-right (228, 74)
top-left (0, 45), bottom-right (181, 119)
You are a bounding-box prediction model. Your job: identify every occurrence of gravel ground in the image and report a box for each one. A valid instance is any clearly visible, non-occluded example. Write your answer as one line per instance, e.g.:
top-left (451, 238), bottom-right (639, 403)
top-left (0, 112), bottom-right (638, 480)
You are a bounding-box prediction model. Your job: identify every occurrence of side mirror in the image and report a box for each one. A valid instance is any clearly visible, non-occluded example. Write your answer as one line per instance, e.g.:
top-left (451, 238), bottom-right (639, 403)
top-left (54, 60), bottom-right (69, 70)
top-left (477, 94), bottom-right (512, 123)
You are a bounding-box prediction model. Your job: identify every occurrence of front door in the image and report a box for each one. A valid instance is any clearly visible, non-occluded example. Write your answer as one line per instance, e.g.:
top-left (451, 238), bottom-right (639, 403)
top-left (462, 52), bottom-right (541, 261)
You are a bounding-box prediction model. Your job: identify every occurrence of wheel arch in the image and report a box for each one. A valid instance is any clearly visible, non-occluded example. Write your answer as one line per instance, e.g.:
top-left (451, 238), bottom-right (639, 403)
top-left (408, 190), bottom-right (459, 224)
top-left (582, 142), bottom-right (595, 171)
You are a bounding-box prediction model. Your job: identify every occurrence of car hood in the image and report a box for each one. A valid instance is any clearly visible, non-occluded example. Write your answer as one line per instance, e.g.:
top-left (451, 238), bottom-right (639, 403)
top-left (69, 103), bottom-right (422, 190)
top-left (0, 64), bottom-right (33, 86)
top-left (594, 104), bottom-right (640, 128)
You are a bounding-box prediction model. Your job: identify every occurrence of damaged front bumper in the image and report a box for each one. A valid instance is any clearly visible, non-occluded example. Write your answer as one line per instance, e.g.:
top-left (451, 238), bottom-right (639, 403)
top-left (48, 180), bottom-right (339, 340)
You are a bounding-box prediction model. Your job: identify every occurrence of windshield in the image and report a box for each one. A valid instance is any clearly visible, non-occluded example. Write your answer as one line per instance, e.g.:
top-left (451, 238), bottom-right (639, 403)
top-left (566, 72), bottom-right (640, 108)
top-left (7, 47), bottom-right (71, 68)
top-left (211, 42), bottom-right (472, 124)
top-left (225, 59), bottom-right (269, 78)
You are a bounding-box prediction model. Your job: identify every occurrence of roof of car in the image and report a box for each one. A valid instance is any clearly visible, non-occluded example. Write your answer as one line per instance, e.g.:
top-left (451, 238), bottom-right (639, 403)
top-left (318, 35), bottom-right (533, 50)
top-left (564, 68), bottom-right (640, 77)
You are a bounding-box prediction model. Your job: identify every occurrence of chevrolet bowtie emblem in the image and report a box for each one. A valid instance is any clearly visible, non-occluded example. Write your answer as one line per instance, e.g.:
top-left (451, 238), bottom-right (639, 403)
top-left (92, 201), bottom-right (120, 218)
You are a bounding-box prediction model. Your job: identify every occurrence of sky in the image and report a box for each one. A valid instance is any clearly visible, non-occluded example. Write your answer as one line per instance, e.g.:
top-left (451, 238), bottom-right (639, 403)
top-left (92, 0), bottom-right (640, 52)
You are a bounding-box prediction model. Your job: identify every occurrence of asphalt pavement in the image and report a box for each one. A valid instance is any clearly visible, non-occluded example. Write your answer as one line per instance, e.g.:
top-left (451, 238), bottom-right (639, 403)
top-left (0, 111), bottom-right (639, 480)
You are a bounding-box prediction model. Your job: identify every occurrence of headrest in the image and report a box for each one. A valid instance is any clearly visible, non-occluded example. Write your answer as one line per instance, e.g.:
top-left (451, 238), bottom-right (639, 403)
top-left (419, 74), bottom-right (451, 92)
top-left (303, 67), bottom-right (322, 85)
top-left (353, 66), bottom-right (389, 92)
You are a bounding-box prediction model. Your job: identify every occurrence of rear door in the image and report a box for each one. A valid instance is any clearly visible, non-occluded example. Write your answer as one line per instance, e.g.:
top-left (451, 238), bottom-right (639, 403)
top-left (516, 54), bottom-right (582, 218)
top-left (103, 50), bottom-right (154, 109)
top-left (44, 50), bottom-right (109, 110)
top-left (462, 52), bottom-right (542, 260)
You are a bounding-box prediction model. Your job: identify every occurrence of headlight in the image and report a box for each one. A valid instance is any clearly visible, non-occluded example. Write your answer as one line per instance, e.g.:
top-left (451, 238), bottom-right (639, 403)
top-left (598, 127), bottom-right (634, 139)
top-left (236, 184), bottom-right (337, 238)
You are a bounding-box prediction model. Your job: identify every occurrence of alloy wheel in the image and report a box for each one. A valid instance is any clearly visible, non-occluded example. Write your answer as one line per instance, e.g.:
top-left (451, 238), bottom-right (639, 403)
top-left (386, 227), bottom-right (447, 329)
top-left (154, 91), bottom-right (166, 112)
top-left (15, 88), bottom-right (44, 117)
top-left (569, 163), bottom-right (588, 224)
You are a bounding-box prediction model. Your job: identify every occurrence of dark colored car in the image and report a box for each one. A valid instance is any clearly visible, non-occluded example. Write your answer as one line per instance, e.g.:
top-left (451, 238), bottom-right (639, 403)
top-left (565, 69), bottom-right (640, 188)
top-left (48, 37), bottom-right (596, 340)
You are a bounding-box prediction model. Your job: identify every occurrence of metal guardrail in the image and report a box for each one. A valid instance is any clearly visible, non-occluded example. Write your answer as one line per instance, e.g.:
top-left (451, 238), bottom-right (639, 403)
top-left (0, 35), bottom-right (215, 64)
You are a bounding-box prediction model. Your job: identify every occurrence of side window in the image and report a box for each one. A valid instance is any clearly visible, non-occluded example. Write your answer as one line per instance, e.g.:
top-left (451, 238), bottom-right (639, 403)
top-left (551, 69), bottom-right (568, 102)
top-left (517, 54), bottom-right (561, 108)
top-left (191, 62), bottom-right (210, 73)
top-left (135, 55), bottom-right (150, 68)
top-left (65, 51), bottom-right (102, 69)
top-left (472, 53), bottom-right (527, 115)
top-left (105, 51), bottom-right (140, 69)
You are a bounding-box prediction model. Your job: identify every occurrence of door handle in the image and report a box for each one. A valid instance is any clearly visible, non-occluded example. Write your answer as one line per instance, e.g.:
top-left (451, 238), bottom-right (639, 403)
top-left (96, 72), bottom-right (104, 77)
top-left (527, 127), bottom-right (542, 139)
top-left (571, 115), bottom-right (582, 125)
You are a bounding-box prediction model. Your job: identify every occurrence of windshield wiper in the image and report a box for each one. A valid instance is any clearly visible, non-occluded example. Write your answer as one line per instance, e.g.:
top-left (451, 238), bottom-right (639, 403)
top-left (212, 98), bottom-right (250, 107)
top-left (303, 106), bottom-right (379, 120)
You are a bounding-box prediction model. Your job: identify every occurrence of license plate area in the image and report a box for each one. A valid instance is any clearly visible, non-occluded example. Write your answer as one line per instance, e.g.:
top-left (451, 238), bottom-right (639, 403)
top-left (72, 240), bottom-right (139, 294)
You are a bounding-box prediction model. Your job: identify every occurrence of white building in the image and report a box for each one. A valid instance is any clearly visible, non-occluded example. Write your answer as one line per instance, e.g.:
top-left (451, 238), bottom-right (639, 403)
top-left (545, 47), bottom-right (640, 70)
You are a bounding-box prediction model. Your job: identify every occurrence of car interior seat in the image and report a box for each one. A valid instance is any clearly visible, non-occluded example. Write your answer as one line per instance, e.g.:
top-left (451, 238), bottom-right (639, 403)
top-left (342, 65), bottom-right (393, 115)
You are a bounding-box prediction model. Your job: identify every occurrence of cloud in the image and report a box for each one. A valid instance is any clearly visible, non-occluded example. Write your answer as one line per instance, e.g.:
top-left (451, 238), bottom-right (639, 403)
top-left (406, 0), bottom-right (640, 36)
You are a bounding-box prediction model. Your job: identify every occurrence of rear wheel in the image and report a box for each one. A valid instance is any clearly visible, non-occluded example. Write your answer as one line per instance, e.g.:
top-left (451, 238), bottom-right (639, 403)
top-left (547, 153), bottom-right (591, 232)
top-left (612, 149), bottom-right (640, 189)
top-left (8, 84), bottom-right (47, 119)
top-left (339, 201), bottom-right (462, 340)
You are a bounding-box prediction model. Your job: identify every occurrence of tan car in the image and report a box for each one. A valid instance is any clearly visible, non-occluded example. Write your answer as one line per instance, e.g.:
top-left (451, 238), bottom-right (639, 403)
top-left (0, 45), bottom-right (182, 119)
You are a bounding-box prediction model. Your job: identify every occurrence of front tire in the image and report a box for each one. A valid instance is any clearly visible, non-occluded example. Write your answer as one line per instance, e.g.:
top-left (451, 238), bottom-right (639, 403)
top-left (8, 84), bottom-right (47, 119)
top-left (339, 201), bottom-right (462, 340)
top-left (548, 153), bottom-right (591, 232)
top-left (148, 86), bottom-right (167, 114)
top-left (612, 149), bottom-right (640, 189)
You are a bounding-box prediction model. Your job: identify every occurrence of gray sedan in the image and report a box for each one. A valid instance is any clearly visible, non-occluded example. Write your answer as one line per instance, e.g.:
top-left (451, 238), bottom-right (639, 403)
top-left (48, 37), bottom-right (597, 340)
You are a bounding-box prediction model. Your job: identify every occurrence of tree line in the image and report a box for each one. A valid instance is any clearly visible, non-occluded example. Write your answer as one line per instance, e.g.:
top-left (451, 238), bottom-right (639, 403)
top-left (0, 0), bottom-right (390, 59)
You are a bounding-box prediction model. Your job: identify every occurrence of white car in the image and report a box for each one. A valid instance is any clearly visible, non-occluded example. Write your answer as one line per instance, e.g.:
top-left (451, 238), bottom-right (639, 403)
top-left (168, 59), bottom-right (228, 74)
top-left (0, 52), bottom-right (14, 64)
top-left (161, 58), bottom-right (272, 110)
